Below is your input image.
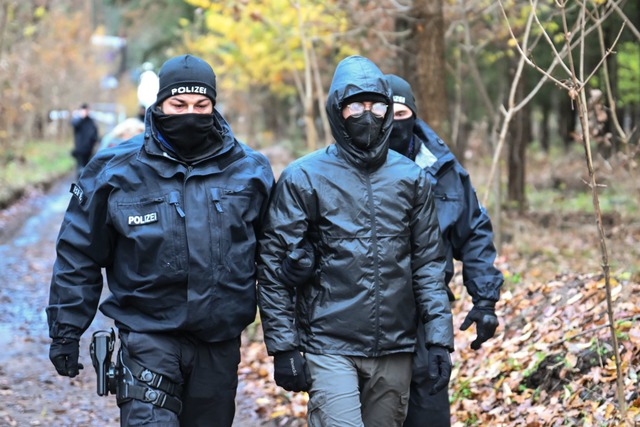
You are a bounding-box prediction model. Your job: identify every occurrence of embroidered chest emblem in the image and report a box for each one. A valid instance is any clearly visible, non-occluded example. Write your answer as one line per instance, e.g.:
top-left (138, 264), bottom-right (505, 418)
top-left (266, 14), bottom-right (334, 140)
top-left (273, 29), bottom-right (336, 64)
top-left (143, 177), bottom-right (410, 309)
top-left (128, 212), bottom-right (158, 226)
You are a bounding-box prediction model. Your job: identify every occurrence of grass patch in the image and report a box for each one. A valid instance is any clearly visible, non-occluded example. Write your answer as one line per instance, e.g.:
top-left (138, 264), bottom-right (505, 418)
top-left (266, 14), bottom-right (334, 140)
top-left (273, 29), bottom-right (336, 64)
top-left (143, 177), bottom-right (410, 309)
top-left (526, 185), bottom-right (637, 218)
top-left (0, 139), bottom-right (75, 208)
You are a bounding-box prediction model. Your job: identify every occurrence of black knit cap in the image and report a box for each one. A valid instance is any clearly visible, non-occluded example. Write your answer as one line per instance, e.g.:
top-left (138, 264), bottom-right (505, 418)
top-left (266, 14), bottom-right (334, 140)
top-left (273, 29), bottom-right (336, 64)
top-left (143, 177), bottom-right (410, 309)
top-left (385, 74), bottom-right (417, 116)
top-left (343, 91), bottom-right (388, 105)
top-left (156, 54), bottom-right (217, 105)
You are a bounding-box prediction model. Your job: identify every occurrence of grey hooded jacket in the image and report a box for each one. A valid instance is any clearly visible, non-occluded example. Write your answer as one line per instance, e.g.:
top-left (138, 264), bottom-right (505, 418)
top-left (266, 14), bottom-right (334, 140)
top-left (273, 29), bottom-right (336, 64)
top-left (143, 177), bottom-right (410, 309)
top-left (257, 56), bottom-right (454, 357)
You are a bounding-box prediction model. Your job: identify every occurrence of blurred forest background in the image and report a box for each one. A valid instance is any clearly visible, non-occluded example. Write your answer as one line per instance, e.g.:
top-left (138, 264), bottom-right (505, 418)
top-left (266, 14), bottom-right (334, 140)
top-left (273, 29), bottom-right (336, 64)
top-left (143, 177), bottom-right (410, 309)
top-left (0, 0), bottom-right (638, 214)
top-left (1, 0), bottom-right (640, 426)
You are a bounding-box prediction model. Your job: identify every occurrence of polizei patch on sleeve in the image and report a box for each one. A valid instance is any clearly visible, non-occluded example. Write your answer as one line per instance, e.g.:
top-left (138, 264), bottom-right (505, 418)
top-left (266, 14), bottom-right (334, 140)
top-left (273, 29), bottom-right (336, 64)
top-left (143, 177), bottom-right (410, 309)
top-left (70, 183), bottom-right (85, 205)
top-left (128, 212), bottom-right (158, 226)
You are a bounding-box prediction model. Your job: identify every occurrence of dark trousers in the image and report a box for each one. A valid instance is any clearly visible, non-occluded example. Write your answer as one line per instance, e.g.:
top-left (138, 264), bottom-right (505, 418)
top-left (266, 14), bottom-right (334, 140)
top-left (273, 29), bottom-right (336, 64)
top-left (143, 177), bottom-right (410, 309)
top-left (118, 331), bottom-right (240, 427)
top-left (403, 324), bottom-right (451, 427)
top-left (73, 150), bottom-right (92, 178)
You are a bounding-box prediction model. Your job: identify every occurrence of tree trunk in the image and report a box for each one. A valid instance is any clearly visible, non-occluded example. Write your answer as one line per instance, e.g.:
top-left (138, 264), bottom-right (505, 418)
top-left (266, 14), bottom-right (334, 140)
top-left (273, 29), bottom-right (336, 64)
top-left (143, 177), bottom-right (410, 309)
top-left (411, 0), bottom-right (448, 140)
top-left (310, 43), bottom-right (332, 147)
top-left (455, 122), bottom-right (471, 167)
top-left (507, 76), bottom-right (530, 211)
top-left (541, 104), bottom-right (550, 152)
top-left (394, 15), bottom-right (414, 79)
top-left (295, 0), bottom-right (317, 152)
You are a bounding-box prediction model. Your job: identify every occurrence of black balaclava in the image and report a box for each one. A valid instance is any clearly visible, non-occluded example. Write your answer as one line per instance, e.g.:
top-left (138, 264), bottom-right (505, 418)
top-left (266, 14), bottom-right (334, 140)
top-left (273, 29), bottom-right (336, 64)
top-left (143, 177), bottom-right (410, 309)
top-left (389, 116), bottom-right (416, 157)
top-left (343, 92), bottom-right (388, 150)
top-left (386, 74), bottom-right (418, 159)
top-left (153, 111), bottom-right (223, 162)
top-left (153, 54), bottom-right (222, 162)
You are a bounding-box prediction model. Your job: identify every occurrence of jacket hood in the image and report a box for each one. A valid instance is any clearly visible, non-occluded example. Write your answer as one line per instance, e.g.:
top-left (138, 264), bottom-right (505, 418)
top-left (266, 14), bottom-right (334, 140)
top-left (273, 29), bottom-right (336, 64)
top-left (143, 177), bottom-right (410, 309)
top-left (326, 56), bottom-right (394, 170)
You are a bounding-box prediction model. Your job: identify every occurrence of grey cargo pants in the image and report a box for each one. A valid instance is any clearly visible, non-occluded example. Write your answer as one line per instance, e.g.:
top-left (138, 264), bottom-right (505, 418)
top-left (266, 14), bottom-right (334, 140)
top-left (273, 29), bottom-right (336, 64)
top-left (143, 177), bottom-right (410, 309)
top-left (305, 352), bottom-right (412, 427)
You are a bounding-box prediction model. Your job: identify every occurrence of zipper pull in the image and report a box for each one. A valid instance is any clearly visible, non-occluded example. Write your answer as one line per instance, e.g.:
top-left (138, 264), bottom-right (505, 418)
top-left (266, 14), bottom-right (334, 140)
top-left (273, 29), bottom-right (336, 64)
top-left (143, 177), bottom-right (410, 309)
top-left (210, 188), bottom-right (223, 213)
top-left (169, 191), bottom-right (186, 218)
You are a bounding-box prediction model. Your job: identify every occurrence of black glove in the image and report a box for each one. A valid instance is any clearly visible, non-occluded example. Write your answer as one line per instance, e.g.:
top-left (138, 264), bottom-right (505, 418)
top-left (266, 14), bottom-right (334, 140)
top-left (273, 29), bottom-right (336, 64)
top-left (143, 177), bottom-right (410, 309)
top-left (49, 337), bottom-right (84, 378)
top-left (460, 299), bottom-right (499, 350)
top-left (279, 241), bottom-right (315, 288)
top-left (426, 345), bottom-right (451, 395)
top-left (273, 350), bottom-right (312, 392)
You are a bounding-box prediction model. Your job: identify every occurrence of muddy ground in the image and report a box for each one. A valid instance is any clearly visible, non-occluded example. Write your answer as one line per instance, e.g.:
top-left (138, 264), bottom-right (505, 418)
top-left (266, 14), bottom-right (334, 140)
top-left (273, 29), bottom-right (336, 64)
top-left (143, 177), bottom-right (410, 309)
top-left (1, 147), bottom-right (638, 426)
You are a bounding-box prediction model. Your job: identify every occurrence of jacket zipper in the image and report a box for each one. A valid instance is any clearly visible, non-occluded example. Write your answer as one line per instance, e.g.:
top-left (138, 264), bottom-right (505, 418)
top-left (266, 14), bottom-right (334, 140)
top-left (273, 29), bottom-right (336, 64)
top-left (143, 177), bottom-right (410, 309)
top-left (210, 188), bottom-right (224, 266)
top-left (365, 172), bottom-right (381, 354)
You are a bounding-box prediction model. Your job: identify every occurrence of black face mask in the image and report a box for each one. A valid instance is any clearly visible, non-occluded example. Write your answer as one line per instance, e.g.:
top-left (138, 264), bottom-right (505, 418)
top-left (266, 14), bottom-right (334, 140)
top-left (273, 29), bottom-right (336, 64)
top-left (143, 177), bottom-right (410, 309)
top-left (153, 111), bottom-right (223, 162)
top-left (389, 117), bottom-right (416, 157)
top-left (344, 111), bottom-right (384, 150)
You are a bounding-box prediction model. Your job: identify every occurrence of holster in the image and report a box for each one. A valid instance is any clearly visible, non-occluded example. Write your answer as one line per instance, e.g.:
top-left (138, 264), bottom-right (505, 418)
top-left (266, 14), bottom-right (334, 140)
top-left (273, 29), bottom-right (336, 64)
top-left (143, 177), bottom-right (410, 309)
top-left (90, 328), bottom-right (183, 414)
top-left (116, 350), bottom-right (183, 414)
top-left (90, 329), bottom-right (117, 396)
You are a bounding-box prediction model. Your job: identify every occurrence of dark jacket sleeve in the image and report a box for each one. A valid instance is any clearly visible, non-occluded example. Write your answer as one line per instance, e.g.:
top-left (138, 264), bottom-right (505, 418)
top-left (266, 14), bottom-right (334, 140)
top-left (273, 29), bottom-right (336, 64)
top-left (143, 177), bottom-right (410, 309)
top-left (46, 158), bottom-right (114, 339)
top-left (451, 167), bottom-right (503, 304)
top-left (257, 167), bottom-right (311, 355)
top-left (411, 171), bottom-right (454, 350)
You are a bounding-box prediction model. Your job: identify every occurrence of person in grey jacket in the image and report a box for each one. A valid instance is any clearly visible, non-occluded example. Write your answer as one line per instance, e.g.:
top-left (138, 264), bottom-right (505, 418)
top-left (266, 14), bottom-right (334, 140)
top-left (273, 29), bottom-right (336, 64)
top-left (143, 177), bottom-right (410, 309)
top-left (385, 74), bottom-right (503, 427)
top-left (257, 55), bottom-right (454, 427)
top-left (47, 54), bottom-right (274, 427)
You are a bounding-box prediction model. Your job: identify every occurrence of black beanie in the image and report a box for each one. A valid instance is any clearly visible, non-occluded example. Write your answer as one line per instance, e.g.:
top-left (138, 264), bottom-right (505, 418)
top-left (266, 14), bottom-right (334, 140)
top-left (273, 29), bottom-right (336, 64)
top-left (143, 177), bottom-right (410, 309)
top-left (343, 91), bottom-right (388, 105)
top-left (385, 74), bottom-right (417, 116)
top-left (156, 54), bottom-right (217, 105)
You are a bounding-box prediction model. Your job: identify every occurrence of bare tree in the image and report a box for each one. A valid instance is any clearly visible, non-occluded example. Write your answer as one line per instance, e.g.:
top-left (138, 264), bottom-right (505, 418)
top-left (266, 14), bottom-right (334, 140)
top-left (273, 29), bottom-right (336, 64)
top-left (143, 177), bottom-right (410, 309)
top-left (293, 0), bottom-right (318, 152)
top-left (497, 0), bottom-right (630, 420)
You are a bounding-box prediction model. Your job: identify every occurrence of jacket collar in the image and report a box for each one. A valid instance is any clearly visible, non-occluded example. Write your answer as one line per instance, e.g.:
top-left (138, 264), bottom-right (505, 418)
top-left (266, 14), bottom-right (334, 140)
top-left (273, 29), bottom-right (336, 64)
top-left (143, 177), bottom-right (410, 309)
top-left (413, 119), bottom-right (455, 173)
top-left (139, 107), bottom-right (246, 178)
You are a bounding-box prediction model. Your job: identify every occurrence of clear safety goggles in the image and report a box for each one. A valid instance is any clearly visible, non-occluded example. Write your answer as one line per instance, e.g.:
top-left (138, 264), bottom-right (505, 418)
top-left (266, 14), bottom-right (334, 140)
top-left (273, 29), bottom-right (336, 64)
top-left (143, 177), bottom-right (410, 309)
top-left (344, 102), bottom-right (388, 118)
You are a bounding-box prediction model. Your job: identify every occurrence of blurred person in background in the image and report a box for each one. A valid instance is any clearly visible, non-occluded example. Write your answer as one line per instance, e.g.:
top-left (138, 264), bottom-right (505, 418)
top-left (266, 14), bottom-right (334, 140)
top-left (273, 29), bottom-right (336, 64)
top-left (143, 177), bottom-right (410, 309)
top-left (385, 73), bottom-right (503, 427)
top-left (70, 102), bottom-right (99, 177)
top-left (98, 117), bottom-right (145, 151)
top-left (47, 54), bottom-right (274, 427)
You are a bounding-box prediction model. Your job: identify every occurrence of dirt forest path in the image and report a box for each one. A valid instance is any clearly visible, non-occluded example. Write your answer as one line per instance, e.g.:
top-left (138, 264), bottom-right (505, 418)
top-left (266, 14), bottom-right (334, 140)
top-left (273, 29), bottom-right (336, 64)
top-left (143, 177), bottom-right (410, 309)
top-left (0, 176), bottom-right (266, 426)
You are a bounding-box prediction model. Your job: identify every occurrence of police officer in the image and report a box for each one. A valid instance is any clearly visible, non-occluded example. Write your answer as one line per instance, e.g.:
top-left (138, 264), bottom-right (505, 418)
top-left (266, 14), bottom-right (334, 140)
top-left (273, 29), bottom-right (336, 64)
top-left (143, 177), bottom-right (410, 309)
top-left (385, 74), bottom-right (503, 427)
top-left (47, 54), bottom-right (274, 427)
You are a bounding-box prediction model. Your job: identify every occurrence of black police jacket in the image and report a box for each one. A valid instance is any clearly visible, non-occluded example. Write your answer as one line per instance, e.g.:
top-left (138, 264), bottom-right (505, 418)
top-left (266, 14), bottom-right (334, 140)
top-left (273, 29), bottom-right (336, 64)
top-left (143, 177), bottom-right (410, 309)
top-left (257, 56), bottom-right (454, 357)
top-left (47, 108), bottom-right (274, 343)
top-left (411, 120), bottom-right (503, 303)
